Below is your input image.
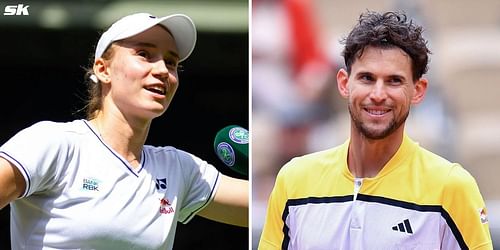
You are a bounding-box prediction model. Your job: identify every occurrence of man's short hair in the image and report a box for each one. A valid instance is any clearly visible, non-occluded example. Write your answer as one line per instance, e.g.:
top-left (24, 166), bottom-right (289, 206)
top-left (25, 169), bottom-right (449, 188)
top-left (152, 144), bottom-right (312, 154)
top-left (341, 11), bottom-right (431, 80)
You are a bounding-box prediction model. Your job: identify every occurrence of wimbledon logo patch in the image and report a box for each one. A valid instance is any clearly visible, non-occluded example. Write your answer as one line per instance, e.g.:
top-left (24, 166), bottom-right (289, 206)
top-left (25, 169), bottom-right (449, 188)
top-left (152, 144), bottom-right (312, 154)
top-left (216, 142), bottom-right (235, 167)
top-left (229, 127), bottom-right (249, 144)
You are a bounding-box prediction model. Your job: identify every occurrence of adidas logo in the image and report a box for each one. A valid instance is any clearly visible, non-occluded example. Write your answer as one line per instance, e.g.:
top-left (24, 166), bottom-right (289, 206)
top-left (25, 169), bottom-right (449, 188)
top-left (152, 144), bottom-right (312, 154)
top-left (392, 219), bottom-right (413, 234)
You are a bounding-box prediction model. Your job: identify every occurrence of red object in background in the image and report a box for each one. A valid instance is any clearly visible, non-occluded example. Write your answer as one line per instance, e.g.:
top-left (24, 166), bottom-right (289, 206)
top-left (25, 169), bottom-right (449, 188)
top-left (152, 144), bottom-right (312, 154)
top-left (284, 0), bottom-right (329, 76)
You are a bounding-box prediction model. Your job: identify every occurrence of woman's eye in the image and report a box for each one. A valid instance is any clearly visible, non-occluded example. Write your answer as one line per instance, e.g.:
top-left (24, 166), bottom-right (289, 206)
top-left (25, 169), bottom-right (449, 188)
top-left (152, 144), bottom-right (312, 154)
top-left (137, 50), bottom-right (149, 58)
top-left (164, 59), bottom-right (178, 68)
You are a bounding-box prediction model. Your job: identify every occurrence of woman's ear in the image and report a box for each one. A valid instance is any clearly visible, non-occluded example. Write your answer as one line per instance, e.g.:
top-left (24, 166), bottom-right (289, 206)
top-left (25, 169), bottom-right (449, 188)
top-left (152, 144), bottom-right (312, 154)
top-left (93, 58), bottom-right (111, 84)
top-left (411, 77), bottom-right (428, 104)
top-left (337, 68), bottom-right (350, 98)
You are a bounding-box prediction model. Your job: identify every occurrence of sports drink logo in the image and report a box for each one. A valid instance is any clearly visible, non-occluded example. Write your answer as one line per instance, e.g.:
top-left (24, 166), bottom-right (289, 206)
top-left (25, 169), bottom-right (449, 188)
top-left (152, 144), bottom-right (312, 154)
top-left (216, 142), bottom-right (235, 167)
top-left (3, 4), bottom-right (29, 16)
top-left (229, 127), bottom-right (248, 144)
top-left (159, 198), bottom-right (175, 214)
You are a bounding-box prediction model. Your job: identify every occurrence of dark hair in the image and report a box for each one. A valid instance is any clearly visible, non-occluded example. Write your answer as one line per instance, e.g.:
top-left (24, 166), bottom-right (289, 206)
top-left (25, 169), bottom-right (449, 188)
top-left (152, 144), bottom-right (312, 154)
top-left (341, 11), bottom-right (430, 80)
top-left (83, 44), bottom-right (115, 120)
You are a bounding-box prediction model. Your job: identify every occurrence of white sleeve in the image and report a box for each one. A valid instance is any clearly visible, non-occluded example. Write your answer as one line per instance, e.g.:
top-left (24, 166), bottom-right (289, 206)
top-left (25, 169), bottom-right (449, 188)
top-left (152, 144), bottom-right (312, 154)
top-left (175, 149), bottom-right (220, 224)
top-left (0, 121), bottom-right (70, 197)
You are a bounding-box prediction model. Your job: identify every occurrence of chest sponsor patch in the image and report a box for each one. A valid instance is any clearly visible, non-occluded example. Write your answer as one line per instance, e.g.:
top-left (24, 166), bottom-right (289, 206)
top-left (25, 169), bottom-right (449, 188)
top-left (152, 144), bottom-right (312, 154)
top-left (159, 198), bottom-right (175, 214)
top-left (81, 177), bottom-right (101, 192)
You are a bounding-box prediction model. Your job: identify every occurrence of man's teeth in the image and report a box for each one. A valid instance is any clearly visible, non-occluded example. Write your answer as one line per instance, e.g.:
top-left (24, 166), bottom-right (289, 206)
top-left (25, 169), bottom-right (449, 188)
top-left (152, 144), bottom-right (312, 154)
top-left (366, 109), bottom-right (388, 115)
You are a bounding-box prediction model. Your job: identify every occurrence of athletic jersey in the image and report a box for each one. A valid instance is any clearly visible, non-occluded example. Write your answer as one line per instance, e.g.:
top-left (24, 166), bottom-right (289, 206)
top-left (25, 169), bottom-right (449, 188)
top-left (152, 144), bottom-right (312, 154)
top-left (259, 134), bottom-right (492, 250)
top-left (0, 120), bottom-right (220, 250)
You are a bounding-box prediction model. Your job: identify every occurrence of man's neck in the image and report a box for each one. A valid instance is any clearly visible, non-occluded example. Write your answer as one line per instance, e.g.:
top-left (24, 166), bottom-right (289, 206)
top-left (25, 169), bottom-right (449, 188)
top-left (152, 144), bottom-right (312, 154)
top-left (347, 126), bottom-right (404, 178)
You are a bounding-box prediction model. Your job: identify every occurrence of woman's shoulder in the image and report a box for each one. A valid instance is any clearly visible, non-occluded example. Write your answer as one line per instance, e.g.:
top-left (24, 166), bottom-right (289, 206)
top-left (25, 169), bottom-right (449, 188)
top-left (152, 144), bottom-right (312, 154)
top-left (26, 119), bottom-right (88, 134)
top-left (12, 120), bottom-right (91, 145)
top-left (143, 144), bottom-right (179, 155)
top-left (143, 145), bottom-right (205, 166)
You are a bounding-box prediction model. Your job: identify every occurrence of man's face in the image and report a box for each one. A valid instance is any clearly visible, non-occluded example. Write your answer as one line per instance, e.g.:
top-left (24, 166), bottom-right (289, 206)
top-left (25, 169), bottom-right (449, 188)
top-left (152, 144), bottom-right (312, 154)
top-left (338, 46), bottom-right (427, 140)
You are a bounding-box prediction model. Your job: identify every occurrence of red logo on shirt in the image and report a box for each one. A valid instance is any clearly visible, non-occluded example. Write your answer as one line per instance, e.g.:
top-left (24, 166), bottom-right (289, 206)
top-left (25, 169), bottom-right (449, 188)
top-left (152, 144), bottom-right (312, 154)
top-left (159, 198), bottom-right (174, 214)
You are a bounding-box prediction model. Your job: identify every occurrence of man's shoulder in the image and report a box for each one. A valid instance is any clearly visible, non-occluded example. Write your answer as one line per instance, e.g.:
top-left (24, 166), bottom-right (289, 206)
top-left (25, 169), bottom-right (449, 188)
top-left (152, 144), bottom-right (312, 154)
top-left (294, 146), bottom-right (343, 162)
top-left (280, 144), bottom-right (347, 176)
top-left (413, 144), bottom-right (457, 171)
top-left (412, 143), bottom-right (476, 185)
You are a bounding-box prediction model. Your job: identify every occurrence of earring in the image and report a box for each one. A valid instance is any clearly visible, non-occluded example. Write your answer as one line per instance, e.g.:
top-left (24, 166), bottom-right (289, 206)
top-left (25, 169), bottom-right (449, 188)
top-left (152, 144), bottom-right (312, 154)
top-left (90, 74), bottom-right (98, 83)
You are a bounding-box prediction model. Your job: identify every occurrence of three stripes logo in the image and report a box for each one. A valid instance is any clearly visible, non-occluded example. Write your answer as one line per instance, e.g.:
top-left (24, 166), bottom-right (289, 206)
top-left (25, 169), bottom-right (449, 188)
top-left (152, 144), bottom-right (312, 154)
top-left (392, 219), bottom-right (413, 234)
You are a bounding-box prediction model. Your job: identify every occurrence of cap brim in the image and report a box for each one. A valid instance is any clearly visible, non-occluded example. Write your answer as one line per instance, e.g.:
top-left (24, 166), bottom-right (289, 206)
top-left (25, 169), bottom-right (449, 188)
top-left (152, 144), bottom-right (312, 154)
top-left (158, 14), bottom-right (197, 62)
top-left (95, 13), bottom-right (197, 62)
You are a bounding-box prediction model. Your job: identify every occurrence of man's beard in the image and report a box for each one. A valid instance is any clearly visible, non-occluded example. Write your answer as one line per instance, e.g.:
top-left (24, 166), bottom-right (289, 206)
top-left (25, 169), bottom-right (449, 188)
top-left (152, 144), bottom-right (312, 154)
top-left (348, 102), bottom-right (409, 140)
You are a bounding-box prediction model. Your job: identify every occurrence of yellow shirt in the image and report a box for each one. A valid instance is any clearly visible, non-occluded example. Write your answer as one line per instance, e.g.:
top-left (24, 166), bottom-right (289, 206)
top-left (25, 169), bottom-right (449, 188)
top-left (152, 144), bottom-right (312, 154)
top-left (259, 135), bottom-right (492, 250)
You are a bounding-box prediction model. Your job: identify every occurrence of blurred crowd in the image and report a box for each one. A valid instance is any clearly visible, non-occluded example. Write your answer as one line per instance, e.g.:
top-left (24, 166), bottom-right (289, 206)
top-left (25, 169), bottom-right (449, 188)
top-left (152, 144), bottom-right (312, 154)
top-left (251, 0), bottom-right (500, 248)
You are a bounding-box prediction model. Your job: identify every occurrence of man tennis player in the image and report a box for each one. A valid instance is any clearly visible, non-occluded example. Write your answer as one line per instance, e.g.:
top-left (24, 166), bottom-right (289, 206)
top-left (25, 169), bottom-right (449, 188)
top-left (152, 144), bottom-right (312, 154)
top-left (259, 10), bottom-right (492, 250)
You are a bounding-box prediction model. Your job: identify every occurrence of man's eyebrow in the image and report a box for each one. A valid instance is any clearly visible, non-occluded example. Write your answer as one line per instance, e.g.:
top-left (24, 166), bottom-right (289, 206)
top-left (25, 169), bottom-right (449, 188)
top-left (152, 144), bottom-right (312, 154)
top-left (355, 71), bottom-right (407, 80)
top-left (355, 71), bottom-right (374, 77)
top-left (387, 74), bottom-right (407, 81)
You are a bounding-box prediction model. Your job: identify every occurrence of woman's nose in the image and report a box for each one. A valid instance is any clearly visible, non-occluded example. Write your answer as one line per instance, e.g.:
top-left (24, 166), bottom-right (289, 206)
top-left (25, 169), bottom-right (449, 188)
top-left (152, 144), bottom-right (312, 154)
top-left (152, 60), bottom-right (170, 81)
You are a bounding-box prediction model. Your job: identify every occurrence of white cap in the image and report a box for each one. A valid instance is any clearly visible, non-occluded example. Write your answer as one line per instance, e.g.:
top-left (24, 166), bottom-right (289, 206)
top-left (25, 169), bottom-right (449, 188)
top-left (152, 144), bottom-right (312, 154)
top-left (94, 13), bottom-right (197, 62)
